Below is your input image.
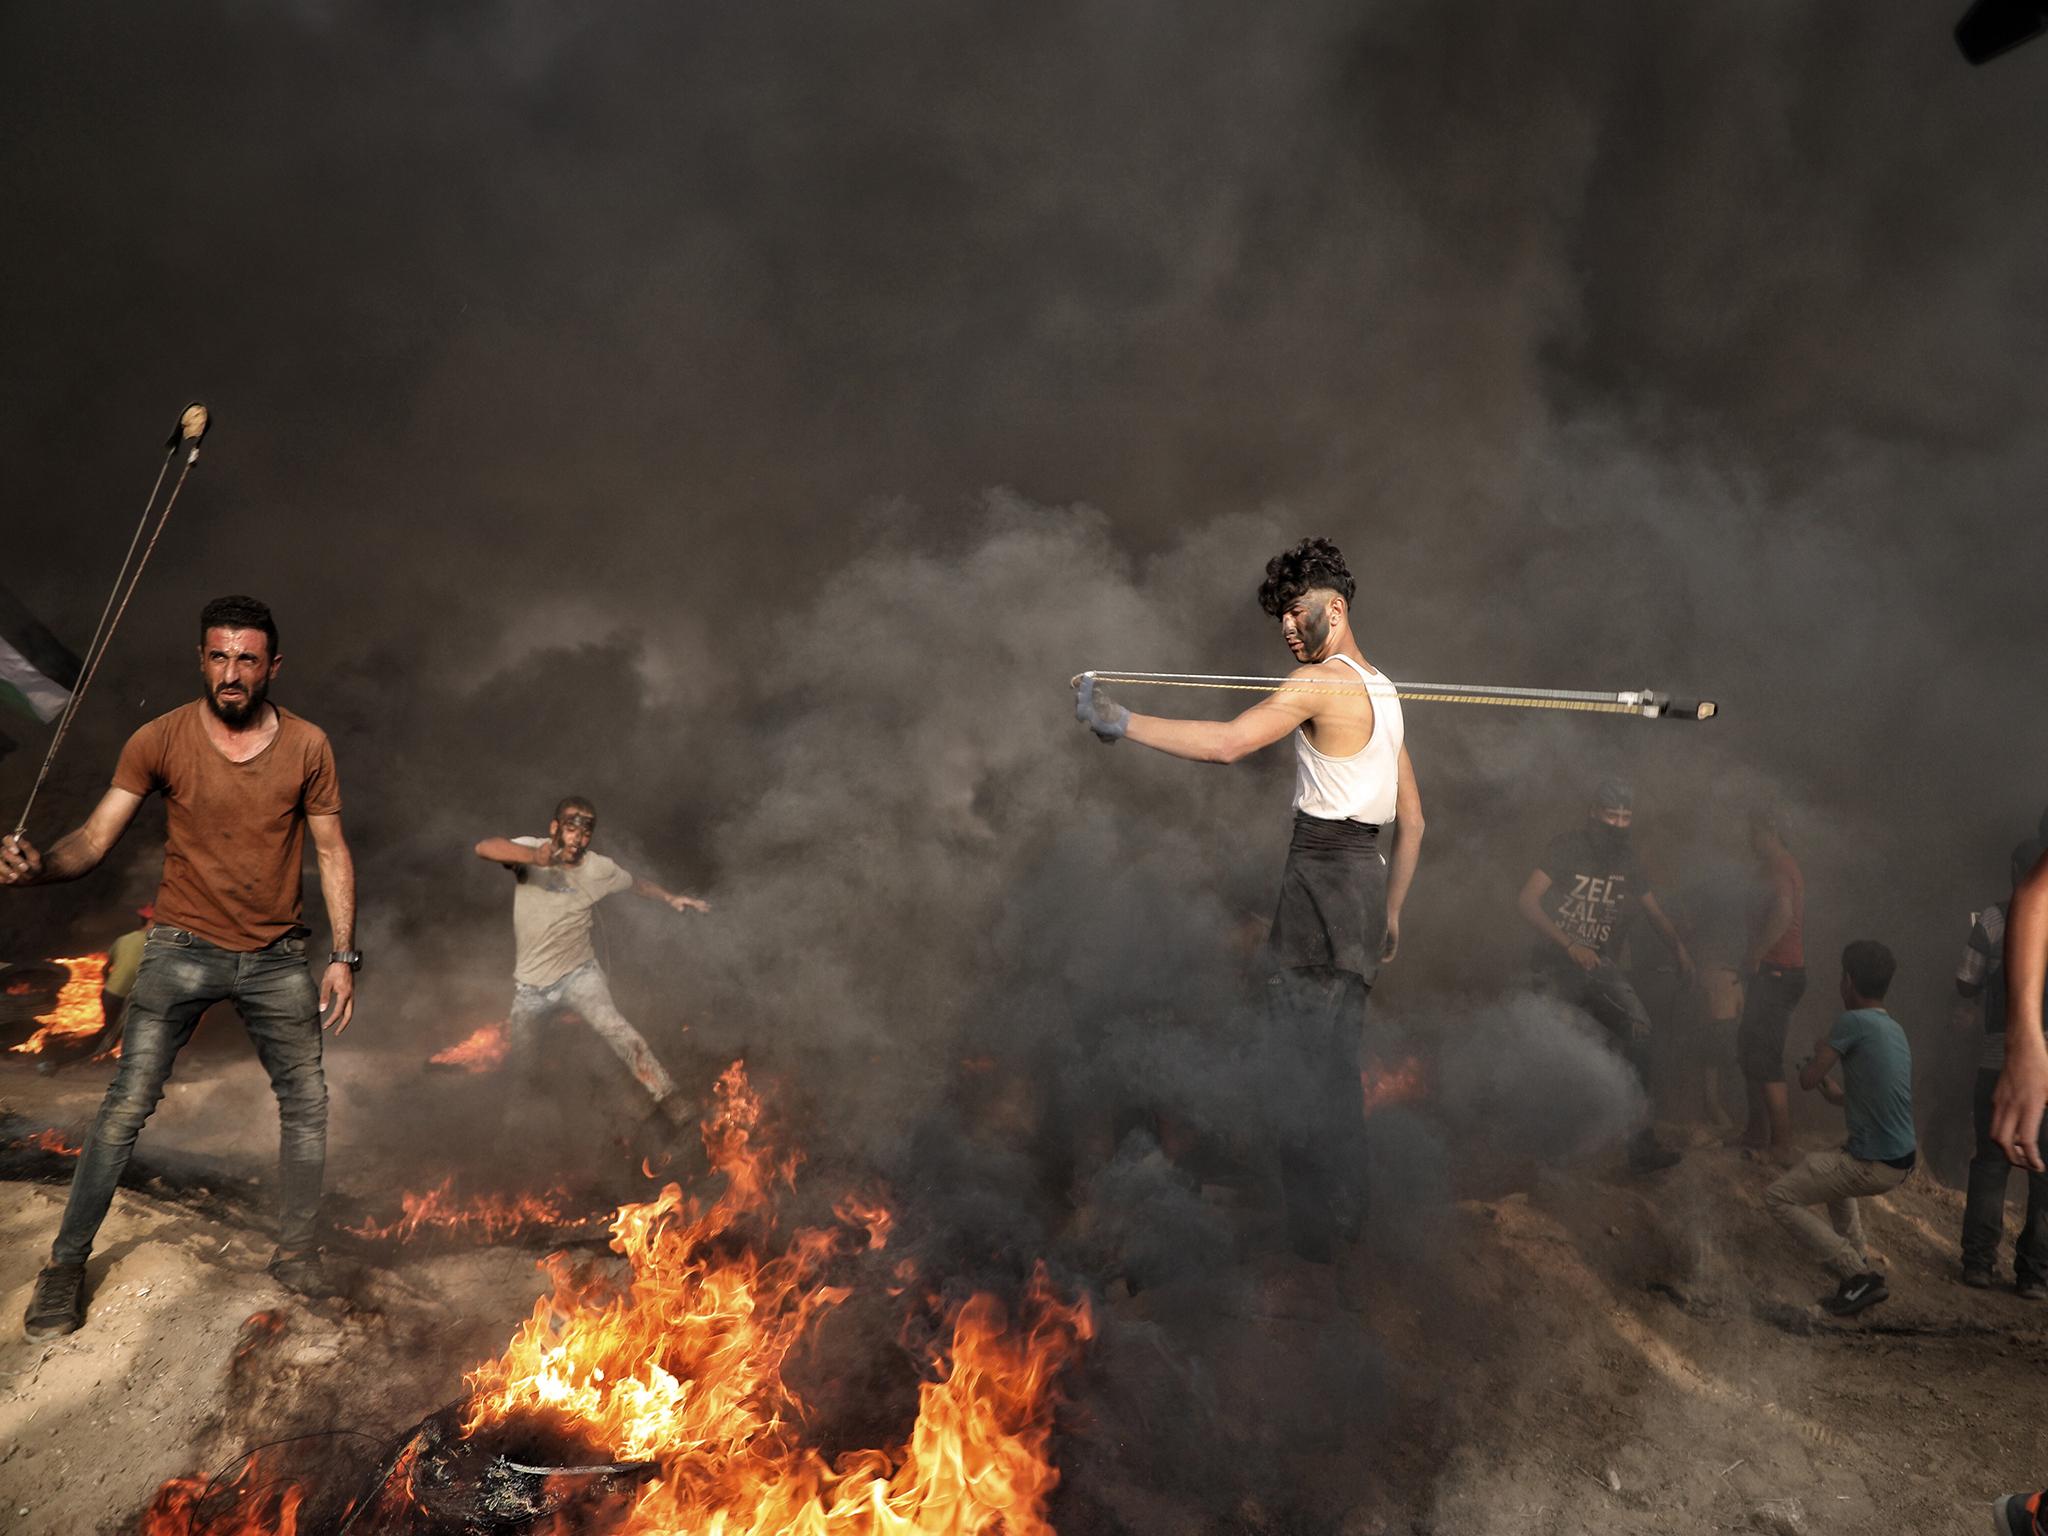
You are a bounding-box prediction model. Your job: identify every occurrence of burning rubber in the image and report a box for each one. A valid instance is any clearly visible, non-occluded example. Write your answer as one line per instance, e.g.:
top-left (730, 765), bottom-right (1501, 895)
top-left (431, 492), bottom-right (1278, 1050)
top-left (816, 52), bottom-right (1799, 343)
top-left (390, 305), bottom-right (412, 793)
top-left (137, 1064), bottom-right (1094, 1535)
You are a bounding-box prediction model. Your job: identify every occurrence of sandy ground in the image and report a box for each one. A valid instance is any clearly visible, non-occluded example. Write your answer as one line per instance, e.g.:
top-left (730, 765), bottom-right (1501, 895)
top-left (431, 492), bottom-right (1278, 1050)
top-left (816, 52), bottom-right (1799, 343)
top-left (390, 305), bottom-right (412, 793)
top-left (4, 1043), bottom-right (2047, 1535)
top-left (1414, 1152), bottom-right (2048, 1536)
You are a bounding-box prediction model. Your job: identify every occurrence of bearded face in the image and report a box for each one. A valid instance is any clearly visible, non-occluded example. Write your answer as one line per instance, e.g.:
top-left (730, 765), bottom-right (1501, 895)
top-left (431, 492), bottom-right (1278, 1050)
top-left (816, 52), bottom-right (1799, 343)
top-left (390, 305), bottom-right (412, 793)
top-left (197, 626), bottom-right (278, 727)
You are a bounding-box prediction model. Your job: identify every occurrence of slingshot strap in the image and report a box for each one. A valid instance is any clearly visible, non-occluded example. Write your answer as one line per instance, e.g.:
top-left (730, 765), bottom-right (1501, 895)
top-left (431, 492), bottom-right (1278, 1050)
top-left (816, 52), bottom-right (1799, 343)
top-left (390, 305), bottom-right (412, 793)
top-left (11, 447), bottom-right (202, 839)
top-left (1074, 670), bottom-right (1715, 720)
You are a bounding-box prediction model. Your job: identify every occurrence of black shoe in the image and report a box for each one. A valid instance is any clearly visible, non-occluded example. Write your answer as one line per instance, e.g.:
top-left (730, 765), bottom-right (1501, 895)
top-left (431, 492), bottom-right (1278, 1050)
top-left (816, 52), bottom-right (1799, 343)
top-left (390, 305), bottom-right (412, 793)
top-left (1627, 1143), bottom-right (1683, 1175)
top-left (2019, 1277), bottom-right (2048, 1302)
top-left (1822, 1271), bottom-right (1888, 1316)
top-left (1962, 1266), bottom-right (1995, 1290)
top-left (267, 1250), bottom-right (345, 1300)
top-left (1991, 1491), bottom-right (2040, 1536)
top-left (23, 1263), bottom-right (86, 1340)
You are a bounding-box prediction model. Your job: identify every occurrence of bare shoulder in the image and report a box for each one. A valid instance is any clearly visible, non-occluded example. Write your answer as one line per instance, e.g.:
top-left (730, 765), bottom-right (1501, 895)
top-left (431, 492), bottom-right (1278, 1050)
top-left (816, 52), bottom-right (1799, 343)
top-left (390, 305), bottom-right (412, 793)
top-left (1292, 658), bottom-right (1374, 719)
top-left (1286, 658), bottom-right (1364, 687)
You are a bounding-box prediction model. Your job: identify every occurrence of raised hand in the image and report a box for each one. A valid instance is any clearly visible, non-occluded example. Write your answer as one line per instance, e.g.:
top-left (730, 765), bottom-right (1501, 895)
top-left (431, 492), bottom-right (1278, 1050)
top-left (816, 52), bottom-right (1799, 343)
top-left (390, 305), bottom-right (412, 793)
top-left (0, 832), bottom-right (43, 886)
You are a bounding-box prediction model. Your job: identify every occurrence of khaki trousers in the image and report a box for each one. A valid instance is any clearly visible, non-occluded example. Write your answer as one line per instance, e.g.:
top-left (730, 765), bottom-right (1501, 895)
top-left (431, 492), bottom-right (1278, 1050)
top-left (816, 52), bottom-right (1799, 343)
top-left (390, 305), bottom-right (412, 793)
top-left (1765, 1148), bottom-right (1910, 1280)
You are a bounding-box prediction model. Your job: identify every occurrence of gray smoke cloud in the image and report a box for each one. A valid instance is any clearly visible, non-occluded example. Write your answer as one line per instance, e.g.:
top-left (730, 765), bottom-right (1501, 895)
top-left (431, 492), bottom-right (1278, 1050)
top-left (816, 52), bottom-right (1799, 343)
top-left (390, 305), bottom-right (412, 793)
top-left (6, 1), bottom-right (2048, 1525)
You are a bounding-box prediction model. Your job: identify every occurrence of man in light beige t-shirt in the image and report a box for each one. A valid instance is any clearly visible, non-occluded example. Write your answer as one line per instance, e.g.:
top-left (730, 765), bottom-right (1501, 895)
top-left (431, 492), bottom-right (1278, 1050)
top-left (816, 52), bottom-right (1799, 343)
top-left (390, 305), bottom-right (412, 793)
top-left (475, 795), bottom-right (709, 1127)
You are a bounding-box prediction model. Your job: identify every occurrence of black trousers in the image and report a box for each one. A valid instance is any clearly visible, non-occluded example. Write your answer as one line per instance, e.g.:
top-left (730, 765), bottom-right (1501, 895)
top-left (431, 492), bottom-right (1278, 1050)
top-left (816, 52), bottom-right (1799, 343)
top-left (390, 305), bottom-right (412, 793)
top-left (1964, 1065), bottom-right (2048, 1284)
top-left (1268, 965), bottom-right (1371, 1264)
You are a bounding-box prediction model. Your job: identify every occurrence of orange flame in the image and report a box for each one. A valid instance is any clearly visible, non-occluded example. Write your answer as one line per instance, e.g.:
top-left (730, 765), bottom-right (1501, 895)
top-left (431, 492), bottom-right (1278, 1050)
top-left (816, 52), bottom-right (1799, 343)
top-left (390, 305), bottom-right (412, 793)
top-left (139, 1451), bottom-right (303, 1536)
top-left (429, 1020), bottom-right (509, 1072)
top-left (234, 1310), bottom-right (289, 1364)
top-left (836, 1193), bottom-right (895, 1251)
top-left (462, 1061), bottom-right (1092, 1534)
top-left (18, 1128), bottom-right (82, 1156)
top-left (1361, 1055), bottom-right (1427, 1114)
top-left (9, 954), bottom-right (107, 1055)
top-left (142, 1063), bottom-right (1090, 1534)
top-left (342, 1179), bottom-right (599, 1244)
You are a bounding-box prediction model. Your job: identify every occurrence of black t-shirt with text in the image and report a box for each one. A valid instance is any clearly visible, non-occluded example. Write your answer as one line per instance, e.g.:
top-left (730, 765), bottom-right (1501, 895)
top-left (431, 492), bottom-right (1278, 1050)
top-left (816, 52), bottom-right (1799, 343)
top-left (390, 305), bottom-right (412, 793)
top-left (1532, 828), bottom-right (1648, 966)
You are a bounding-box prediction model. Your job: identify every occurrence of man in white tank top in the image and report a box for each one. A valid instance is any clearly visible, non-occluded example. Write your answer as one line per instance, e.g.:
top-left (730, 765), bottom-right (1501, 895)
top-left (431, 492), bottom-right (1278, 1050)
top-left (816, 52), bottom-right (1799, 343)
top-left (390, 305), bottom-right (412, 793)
top-left (1074, 538), bottom-right (1424, 1268)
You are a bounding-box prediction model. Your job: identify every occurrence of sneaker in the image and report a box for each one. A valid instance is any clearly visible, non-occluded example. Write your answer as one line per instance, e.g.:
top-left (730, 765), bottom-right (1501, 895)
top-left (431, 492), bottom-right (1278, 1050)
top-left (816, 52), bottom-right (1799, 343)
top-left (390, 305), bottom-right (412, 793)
top-left (2018, 1277), bottom-right (2048, 1302)
top-left (23, 1263), bottom-right (86, 1341)
top-left (267, 1250), bottom-right (344, 1300)
top-left (1962, 1267), bottom-right (1995, 1290)
top-left (1991, 1490), bottom-right (2042, 1535)
top-left (1822, 1271), bottom-right (1889, 1317)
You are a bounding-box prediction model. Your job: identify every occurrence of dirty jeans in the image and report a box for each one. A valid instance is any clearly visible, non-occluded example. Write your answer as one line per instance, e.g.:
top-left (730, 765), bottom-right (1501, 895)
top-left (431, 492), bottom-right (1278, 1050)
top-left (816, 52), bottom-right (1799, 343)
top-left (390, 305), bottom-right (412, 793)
top-left (1765, 1147), bottom-right (1910, 1280)
top-left (507, 961), bottom-right (677, 1108)
top-left (1535, 957), bottom-right (1657, 1150)
top-left (1964, 1065), bottom-right (2048, 1284)
top-left (50, 925), bottom-right (327, 1266)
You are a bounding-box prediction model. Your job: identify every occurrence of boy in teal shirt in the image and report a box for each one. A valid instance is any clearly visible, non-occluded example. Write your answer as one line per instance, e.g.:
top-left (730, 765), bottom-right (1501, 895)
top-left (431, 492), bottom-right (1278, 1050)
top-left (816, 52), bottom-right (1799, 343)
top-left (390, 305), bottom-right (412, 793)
top-left (1764, 940), bottom-right (1915, 1316)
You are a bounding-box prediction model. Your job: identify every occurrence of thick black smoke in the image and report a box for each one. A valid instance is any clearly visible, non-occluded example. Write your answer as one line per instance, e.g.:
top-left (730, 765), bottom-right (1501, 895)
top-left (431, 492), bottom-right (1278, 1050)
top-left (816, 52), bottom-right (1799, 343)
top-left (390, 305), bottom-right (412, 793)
top-left (5, 1), bottom-right (2048, 1526)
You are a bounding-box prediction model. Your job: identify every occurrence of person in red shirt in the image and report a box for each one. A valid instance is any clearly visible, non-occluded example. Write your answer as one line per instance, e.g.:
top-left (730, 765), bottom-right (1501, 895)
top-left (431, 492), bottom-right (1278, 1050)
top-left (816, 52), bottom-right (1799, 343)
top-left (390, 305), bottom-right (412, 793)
top-left (1732, 806), bottom-right (1806, 1164)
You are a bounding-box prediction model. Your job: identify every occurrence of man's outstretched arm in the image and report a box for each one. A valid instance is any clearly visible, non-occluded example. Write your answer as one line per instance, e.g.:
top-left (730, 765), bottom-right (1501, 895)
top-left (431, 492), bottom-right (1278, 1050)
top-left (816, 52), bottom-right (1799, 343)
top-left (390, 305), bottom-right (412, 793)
top-left (1075, 672), bottom-right (1316, 764)
top-left (475, 836), bottom-right (553, 868)
top-left (629, 873), bottom-right (711, 914)
top-left (0, 787), bottom-right (145, 886)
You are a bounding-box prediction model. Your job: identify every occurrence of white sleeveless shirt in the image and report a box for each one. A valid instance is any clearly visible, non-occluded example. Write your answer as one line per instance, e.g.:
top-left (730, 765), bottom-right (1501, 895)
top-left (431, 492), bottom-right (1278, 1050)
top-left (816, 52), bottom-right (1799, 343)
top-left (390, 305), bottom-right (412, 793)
top-left (1292, 654), bottom-right (1404, 824)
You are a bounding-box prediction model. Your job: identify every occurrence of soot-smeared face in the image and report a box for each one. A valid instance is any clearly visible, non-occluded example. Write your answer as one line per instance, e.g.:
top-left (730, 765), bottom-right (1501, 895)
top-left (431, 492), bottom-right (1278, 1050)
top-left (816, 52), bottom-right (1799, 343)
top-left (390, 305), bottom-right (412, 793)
top-left (1279, 592), bottom-right (1337, 662)
top-left (551, 809), bottom-right (595, 864)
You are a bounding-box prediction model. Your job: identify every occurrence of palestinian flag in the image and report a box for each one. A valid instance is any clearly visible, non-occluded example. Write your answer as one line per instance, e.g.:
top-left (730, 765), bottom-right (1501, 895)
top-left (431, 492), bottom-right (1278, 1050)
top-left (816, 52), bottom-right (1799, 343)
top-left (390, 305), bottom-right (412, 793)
top-left (0, 583), bottom-right (83, 726)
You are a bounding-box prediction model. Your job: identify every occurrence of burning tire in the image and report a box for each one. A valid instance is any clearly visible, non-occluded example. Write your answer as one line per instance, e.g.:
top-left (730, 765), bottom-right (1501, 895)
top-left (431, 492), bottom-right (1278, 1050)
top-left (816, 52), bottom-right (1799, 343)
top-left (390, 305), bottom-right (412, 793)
top-left (0, 961), bottom-right (68, 1042)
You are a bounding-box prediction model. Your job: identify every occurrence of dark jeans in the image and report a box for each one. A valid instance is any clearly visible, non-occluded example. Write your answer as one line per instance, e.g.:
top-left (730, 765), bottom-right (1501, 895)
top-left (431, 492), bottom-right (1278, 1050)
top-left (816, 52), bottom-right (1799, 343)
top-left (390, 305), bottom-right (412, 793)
top-left (1535, 956), bottom-right (1652, 1084)
top-left (49, 925), bottom-right (327, 1266)
top-left (1534, 957), bottom-right (1661, 1152)
top-left (1268, 965), bottom-right (1371, 1264)
top-left (1965, 1066), bottom-right (2048, 1284)
top-left (1737, 964), bottom-right (1807, 1085)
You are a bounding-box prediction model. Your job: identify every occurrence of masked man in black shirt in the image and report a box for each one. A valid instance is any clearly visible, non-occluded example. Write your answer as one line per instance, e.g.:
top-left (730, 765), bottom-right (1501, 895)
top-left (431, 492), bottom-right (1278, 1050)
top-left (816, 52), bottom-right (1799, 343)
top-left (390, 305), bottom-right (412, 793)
top-left (1518, 778), bottom-right (1694, 1173)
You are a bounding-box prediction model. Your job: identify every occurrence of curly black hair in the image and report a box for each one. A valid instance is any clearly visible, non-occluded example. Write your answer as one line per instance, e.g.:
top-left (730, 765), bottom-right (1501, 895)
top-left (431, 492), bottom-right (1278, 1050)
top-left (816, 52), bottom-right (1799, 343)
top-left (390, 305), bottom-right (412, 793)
top-left (198, 595), bottom-right (278, 656)
top-left (1257, 537), bottom-right (1355, 617)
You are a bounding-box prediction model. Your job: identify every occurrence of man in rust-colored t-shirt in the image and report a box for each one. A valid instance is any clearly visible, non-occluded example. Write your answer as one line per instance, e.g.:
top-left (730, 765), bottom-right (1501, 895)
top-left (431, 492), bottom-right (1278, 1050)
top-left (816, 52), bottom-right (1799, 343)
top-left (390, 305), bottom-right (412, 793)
top-left (0, 595), bottom-right (359, 1339)
top-left (112, 701), bottom-right (341, 949)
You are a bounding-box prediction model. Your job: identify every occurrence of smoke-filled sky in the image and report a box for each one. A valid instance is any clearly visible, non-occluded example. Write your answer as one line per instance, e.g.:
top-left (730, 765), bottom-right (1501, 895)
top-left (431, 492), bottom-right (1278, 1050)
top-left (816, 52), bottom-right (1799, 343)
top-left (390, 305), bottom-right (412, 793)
top-left (4, 2), bottom-right (2046, 1109)
top-left (9, 6), bottom-right (2048, 1522)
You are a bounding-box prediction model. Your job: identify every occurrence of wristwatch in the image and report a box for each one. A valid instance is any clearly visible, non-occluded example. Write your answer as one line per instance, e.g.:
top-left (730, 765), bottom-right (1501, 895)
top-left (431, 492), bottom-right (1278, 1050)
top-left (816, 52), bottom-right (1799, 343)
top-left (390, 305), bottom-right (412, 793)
top-left (328, 949), bottom-right (363, 972)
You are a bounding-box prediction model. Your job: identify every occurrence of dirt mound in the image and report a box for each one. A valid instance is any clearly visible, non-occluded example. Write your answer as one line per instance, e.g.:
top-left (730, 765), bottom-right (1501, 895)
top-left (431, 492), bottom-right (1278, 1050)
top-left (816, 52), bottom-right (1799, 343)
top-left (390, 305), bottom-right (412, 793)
top-left (1409, 1147), bottom-right (2048, 1535)
top-left (5, 1074), bottom-right (2046, 1536)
